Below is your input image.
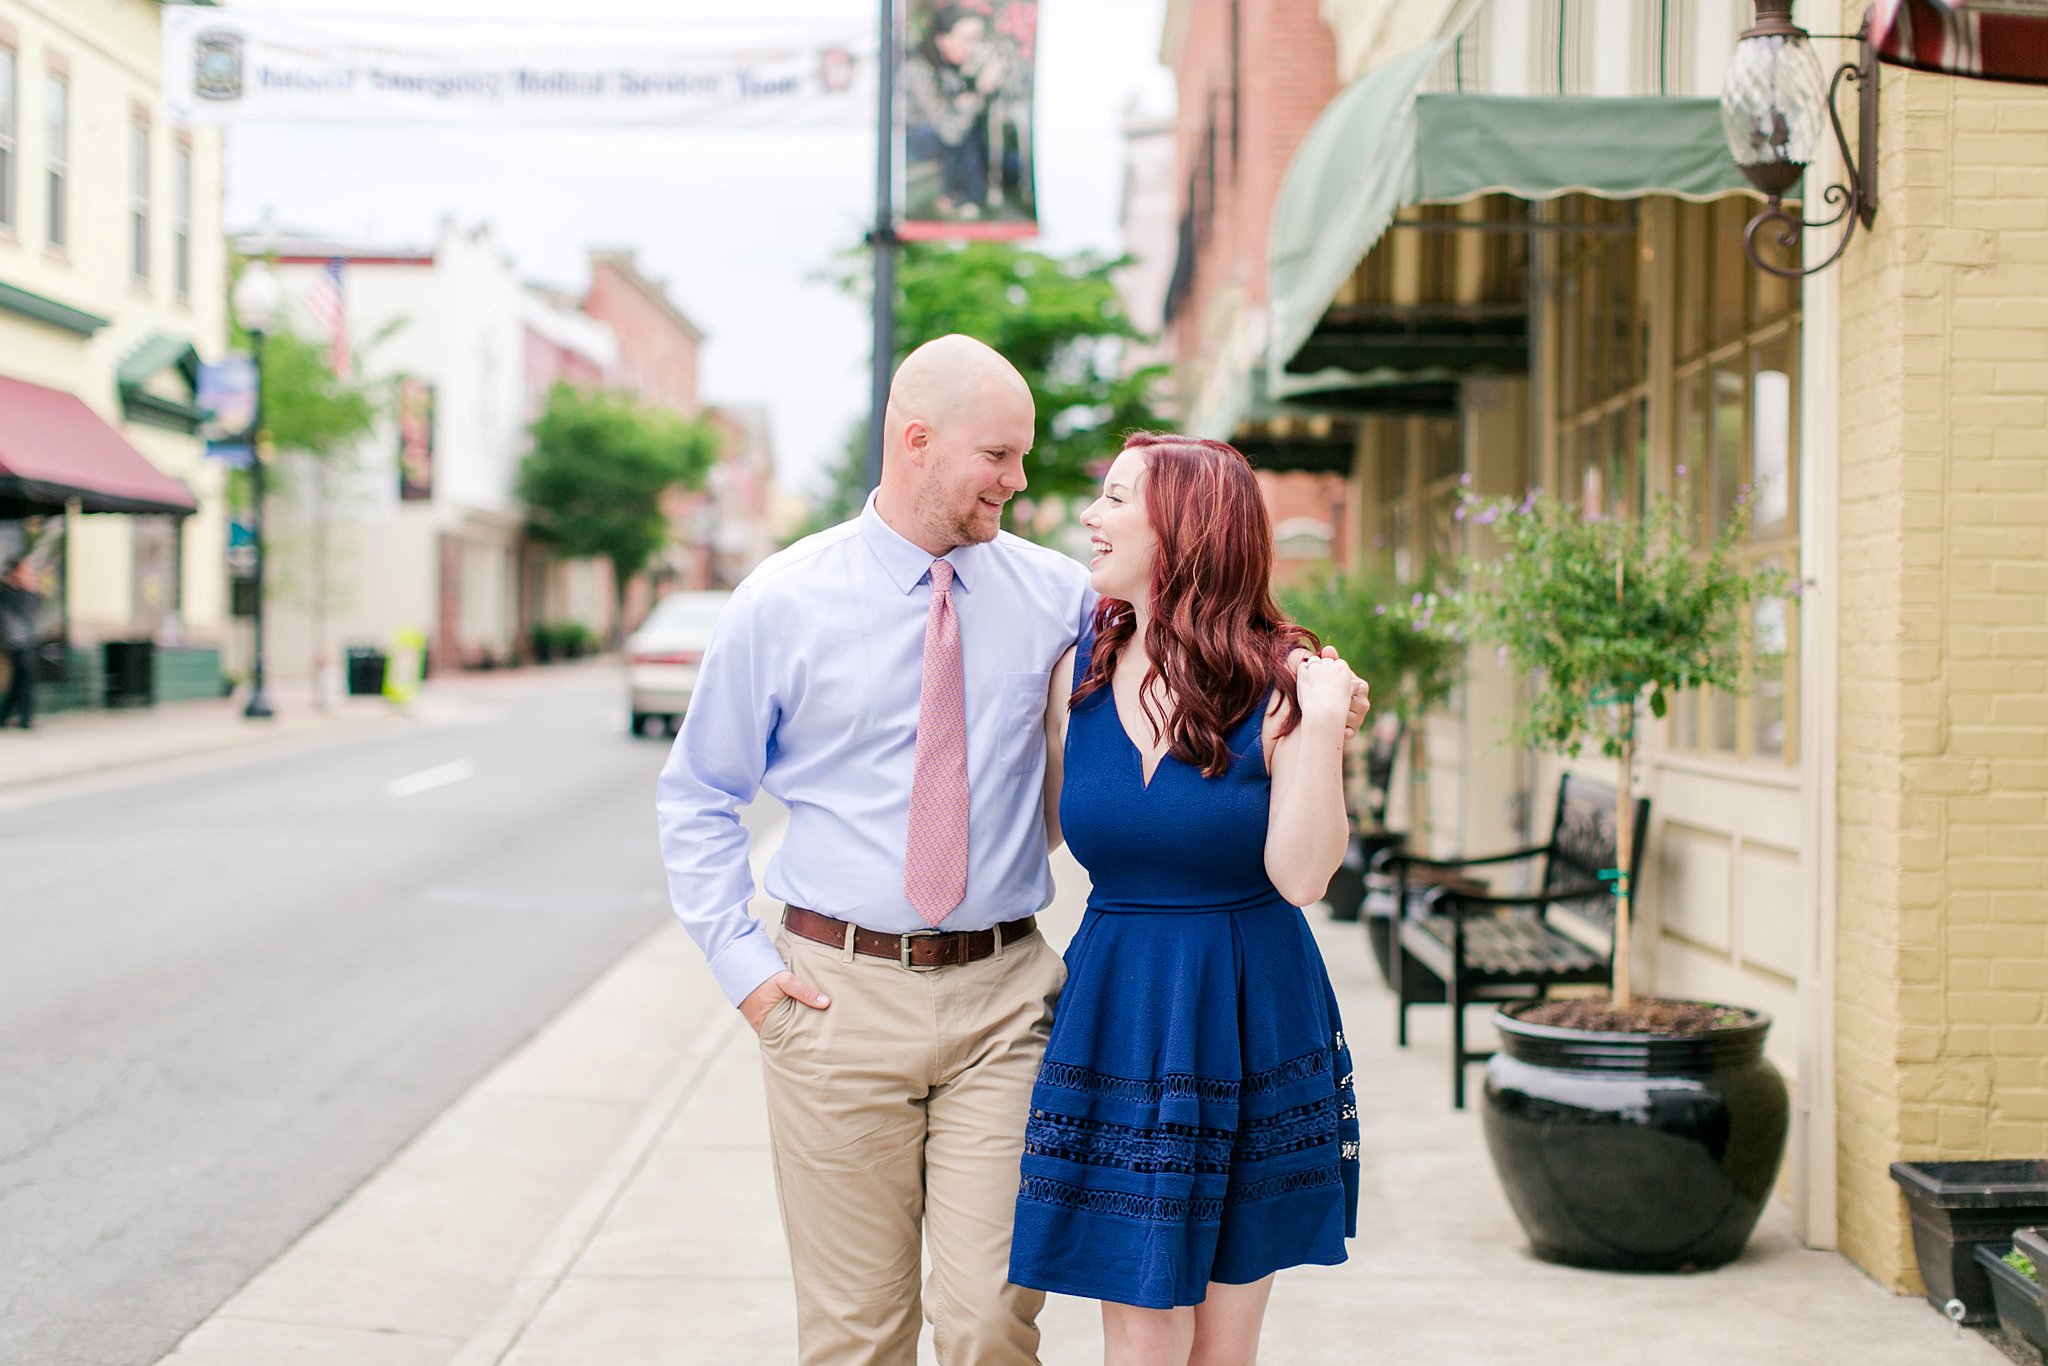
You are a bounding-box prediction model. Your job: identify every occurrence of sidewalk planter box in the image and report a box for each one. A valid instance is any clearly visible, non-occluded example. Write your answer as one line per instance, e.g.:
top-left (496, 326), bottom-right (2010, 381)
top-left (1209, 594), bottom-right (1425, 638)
top-left (1479, 1003), bottom-right (1789, 1271)
top-left (155, 646), bottom-right (226, 704)
top-left (102, 640), bottom-right (156, 708)
top-left (1975, 1243), bottom-right (2048, 1363)
top-left (1890, 1160), bottom-right (2048, 1324)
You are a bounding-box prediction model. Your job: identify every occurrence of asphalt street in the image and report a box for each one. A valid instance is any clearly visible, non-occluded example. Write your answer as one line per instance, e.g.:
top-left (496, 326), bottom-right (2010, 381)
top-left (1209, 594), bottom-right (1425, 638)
top-left (0, 679), bottom-right (747, 1366)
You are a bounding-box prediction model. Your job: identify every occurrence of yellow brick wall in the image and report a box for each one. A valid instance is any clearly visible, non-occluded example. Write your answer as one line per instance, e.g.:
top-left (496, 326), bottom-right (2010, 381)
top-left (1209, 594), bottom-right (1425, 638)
top-left (1833, 16), bottom-right (2048, 1288)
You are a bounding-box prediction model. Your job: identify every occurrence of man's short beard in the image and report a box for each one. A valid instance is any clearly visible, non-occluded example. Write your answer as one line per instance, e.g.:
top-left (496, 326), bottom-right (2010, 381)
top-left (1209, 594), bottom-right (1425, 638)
top-left (917, 485), bottom-right (1000, 547)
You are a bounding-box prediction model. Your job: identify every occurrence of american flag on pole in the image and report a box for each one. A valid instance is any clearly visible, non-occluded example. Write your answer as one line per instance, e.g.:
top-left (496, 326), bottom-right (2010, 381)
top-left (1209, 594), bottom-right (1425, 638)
top-left (299, 257), bottom-right (351, 378)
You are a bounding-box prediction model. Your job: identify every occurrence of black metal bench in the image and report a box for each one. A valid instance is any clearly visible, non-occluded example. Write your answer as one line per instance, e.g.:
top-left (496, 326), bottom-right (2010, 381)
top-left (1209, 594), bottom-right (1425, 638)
top-left (1374, 773), bottom-right (1649, 1108)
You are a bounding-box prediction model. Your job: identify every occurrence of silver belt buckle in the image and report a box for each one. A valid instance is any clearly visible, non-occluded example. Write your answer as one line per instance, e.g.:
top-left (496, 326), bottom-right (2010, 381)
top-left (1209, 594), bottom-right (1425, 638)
top-left (898, 927), bottom-right (946, 972)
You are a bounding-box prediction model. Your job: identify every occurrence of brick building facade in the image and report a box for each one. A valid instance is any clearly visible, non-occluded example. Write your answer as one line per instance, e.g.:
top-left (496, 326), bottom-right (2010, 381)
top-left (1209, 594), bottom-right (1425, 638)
top-left (1826, 0), bottom-right (2048, 1284)
top-left (1157, 0), bottom-right (1351, 575)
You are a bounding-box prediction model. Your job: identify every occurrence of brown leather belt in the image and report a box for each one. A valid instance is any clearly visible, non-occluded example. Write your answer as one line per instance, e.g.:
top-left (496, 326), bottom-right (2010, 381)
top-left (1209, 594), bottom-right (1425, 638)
top-left (784, 904), bottom-right (1037, 972)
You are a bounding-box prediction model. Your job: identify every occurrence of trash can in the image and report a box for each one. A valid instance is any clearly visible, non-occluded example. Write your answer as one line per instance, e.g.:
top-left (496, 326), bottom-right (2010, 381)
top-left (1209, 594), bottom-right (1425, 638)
top-left (345, 646), bottom-right (388, 697)
top-left (103, 640), bottom-right (157, 708)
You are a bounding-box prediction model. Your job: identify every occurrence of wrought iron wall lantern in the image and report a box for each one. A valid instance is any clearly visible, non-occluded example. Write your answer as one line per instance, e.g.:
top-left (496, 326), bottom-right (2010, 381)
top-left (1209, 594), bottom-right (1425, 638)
top-left (1719, 1), bottom-right (1879, 279)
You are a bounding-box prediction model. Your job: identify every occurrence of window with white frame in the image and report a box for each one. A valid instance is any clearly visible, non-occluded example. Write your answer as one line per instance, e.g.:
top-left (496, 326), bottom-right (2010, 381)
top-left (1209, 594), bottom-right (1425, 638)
top-left (43, 71), bottom-right (65, 249)
top-left (173, 141), bottom-right (191, 299)
top-left (0, 48), bottom-right (16, 232)
top-left (1554, 197), bottom-right (1648, 520)
top-left (131, 116), bottom-right (151, 283)
top-left (132, 117), bottom-right (151, 286)
top-left (1549, 193), bottom-right (1800, 766)
top-left (1668, 197), bottom-right (1801, 765)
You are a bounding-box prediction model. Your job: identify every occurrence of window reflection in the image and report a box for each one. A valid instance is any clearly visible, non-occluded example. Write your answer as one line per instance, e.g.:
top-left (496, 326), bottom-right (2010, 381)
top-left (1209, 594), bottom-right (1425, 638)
top-left (1752, 337), bottom-right (1792, 538)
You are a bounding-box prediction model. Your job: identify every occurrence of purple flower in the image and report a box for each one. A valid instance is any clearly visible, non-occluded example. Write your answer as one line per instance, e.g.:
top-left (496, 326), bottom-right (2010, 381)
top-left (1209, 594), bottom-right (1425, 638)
top-left (1454, 505), bottom-right (1467, 521)
top-left (1477, 508), bottom-right (1498, 527)
top-left (1374, 605), bottom-right (1387, 616)
top-left (1676, 464), bottom-right (1689, 478)
top-left (1460, 472), bottom-right (1473, 487)
top-left (1411, 593), bottom-right (1424, 608)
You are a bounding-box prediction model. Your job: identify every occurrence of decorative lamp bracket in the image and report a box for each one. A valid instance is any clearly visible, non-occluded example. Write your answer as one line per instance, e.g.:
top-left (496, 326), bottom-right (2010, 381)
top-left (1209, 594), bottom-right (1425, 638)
top-left (1738, 12), bottom-right (1880, 280)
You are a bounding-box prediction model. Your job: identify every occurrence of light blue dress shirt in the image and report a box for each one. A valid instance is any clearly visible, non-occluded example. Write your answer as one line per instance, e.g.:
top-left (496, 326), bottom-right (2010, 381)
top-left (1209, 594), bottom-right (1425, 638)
top-left (657, 494), bottom-right (1095, 1006)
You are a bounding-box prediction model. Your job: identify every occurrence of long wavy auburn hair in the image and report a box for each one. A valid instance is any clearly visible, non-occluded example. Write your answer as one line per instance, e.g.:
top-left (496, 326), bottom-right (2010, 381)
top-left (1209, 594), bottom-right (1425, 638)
top-left (1072, 432), bottom-right (1320, 778)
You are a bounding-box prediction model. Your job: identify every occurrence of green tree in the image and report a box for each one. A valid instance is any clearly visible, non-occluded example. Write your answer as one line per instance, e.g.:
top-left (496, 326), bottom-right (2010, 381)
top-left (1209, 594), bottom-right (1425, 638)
top-left (228, 253), bottom-right (386, 701)
top-left (518, 382), bottom-right (718, 640)
top-left (810, 240), bottom-right (1165, 532)
top-left (1453, 488), bottom-right (1793, 1007)
top-left (257, 329), bottom-right (379, 464)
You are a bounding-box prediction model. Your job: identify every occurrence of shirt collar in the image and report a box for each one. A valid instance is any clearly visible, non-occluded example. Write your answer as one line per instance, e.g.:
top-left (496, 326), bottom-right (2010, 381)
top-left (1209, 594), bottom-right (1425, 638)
top-left (859, 491), bottom-right (981, 594)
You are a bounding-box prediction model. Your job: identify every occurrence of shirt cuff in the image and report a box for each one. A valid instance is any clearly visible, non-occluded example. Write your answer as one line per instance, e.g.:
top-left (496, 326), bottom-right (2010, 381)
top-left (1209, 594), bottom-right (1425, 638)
top-left (707, 920), bottom-right (790, 1008)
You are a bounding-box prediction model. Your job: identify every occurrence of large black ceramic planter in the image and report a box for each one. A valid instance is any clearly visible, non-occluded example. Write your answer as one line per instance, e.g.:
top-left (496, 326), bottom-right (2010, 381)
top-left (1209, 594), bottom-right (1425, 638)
top-left (1480, 1003), bottom-right (1790, 1271)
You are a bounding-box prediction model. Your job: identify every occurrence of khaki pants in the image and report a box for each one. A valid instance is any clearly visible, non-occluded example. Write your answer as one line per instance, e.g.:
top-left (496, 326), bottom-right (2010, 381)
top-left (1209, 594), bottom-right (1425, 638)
top-left (758, 922), bottom-right (1066, 1366)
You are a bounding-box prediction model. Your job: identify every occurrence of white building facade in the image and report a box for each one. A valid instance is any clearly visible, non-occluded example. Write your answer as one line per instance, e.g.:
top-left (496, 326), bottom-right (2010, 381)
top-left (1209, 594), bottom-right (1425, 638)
top-left (242, 221), bottom-right (544, 683)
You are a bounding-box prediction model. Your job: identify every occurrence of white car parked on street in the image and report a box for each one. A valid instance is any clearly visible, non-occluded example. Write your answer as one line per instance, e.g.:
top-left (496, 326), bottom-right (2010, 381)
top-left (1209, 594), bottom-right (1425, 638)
top-left (626, 590), bottom-right (731, 737)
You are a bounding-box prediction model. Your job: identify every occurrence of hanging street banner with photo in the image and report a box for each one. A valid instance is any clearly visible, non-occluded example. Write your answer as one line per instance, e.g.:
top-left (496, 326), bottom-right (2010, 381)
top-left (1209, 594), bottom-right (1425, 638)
top-left (162, 9), bottom-right (871, 127)
top-left (196, 357), bottom-right (257, 466)
top-left (396, 378), bottom-right (435, 502)
top-left (900, 0), bottom-right (1039, 241)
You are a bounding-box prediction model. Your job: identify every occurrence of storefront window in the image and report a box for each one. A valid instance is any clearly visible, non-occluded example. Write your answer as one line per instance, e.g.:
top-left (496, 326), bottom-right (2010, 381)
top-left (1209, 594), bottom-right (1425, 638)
top-left (1667, 198), bottom-right (1802, 766)
top-left (1365, 413), bottom-right (1463, 586)
top-left (1556, 196), bottom-right (1645, 522)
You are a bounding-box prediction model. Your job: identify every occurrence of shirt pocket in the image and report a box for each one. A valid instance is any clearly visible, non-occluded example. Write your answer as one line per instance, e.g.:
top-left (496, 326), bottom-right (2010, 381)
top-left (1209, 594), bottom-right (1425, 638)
top-left (998, 670), bottom-right (1051, 776)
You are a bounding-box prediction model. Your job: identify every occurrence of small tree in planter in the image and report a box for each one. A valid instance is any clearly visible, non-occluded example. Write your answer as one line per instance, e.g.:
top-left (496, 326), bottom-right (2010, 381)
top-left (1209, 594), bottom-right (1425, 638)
top-left (1457, 486), bottom-right (1792, 1014)
top-left (1450, 484), bottom-right (1801, 1272)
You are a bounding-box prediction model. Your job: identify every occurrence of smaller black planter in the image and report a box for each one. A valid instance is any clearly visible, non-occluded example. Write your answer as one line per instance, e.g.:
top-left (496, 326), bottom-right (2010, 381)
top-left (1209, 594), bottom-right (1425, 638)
top-left (1329, 829), bottom-right (1403, 924)
top-left (1481, 1003), bottom-right (1789, 1271)
top-left (1975, 1244), bottom-right (2048, 1364)
top-left (1890, 1160), bottom-right (2048, 1324)
top-left (2021, 1228), bottom-right (2048, 1279)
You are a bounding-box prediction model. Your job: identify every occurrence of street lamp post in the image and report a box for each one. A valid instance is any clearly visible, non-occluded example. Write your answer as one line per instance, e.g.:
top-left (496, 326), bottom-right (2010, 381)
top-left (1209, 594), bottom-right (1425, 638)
top-left (231, 260), bottom-right (282, 720)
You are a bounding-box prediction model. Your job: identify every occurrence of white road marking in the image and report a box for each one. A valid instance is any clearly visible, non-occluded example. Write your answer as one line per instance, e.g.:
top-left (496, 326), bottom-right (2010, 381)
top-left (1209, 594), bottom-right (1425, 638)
top-left (386, 759), bottom-right (476, 800)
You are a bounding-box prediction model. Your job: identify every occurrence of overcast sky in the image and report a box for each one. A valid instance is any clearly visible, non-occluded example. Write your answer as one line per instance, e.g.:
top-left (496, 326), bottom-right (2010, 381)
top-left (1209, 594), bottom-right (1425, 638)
top-left (221, 0), bottom-right (1175, 499)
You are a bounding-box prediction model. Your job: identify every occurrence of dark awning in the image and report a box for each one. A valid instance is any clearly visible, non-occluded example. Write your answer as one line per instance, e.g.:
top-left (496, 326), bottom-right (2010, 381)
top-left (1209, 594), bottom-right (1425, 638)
top-left (1875, 0), bottom-right (2048, 84)
top-left (0, 374), bottom-right (200, 517)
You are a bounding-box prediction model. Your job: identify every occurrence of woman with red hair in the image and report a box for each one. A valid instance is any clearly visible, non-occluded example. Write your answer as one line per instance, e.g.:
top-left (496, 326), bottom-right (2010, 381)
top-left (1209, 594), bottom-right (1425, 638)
top-left (1008, 433), bottom-right (1361, 1363)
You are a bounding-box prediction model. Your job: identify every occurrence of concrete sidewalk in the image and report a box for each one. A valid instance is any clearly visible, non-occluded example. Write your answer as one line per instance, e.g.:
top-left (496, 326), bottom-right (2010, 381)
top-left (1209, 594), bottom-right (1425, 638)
top-left (159, 839), bottom-right (2002, 1366)
top-left (0, 659), bottom-right (623, 805)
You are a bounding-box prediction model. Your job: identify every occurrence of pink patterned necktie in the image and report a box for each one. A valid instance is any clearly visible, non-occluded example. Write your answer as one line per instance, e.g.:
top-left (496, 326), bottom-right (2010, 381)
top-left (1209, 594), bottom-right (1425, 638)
top-left (904, 558), bottom-right (970, 926)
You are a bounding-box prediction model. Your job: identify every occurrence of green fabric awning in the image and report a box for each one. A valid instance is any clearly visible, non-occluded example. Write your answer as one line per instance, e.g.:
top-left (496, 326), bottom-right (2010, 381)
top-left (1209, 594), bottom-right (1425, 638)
top-left (116, 333), bottom-right (207, 434)
top-left (1267, 38), bottom-right (1754, 394)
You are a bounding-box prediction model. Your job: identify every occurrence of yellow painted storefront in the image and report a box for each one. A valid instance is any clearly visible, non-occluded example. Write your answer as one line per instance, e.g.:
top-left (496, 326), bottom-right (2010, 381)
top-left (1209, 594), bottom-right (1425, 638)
top-left (0, 0), bottom-right (230, 697)
top-left (1231, 0), bottom-right (2048, 1290)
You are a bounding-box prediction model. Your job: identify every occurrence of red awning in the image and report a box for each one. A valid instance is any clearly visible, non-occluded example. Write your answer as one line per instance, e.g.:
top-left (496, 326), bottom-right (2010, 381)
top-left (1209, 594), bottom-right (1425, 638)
top-left (0, 373), bottom-right (200, 517)
top-left (1874, 0), bottom-right (2048, 85)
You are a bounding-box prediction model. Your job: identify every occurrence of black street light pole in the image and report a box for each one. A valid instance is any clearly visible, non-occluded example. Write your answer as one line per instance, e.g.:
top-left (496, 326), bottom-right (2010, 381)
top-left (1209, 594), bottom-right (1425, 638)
top-left (244, 327), bottom-right (274, 720)
top-left (864, 0), bottom-right (896, 494)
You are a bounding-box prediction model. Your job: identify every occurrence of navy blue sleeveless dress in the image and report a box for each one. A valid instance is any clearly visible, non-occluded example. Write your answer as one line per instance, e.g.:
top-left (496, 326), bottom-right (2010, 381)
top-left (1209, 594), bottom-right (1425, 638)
top-left (1008, 633), bottom-right (1359, 1309)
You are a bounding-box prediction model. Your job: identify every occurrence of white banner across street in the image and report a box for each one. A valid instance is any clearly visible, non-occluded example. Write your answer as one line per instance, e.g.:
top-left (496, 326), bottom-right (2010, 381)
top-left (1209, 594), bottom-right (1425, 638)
top-left (162, 8), bottom-right (873, 127)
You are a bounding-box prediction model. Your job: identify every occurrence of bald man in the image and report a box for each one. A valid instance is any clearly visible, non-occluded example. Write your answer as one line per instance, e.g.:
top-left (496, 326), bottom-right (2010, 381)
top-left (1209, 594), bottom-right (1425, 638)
top-left (658, 335), bottom-right (1080, 1366)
